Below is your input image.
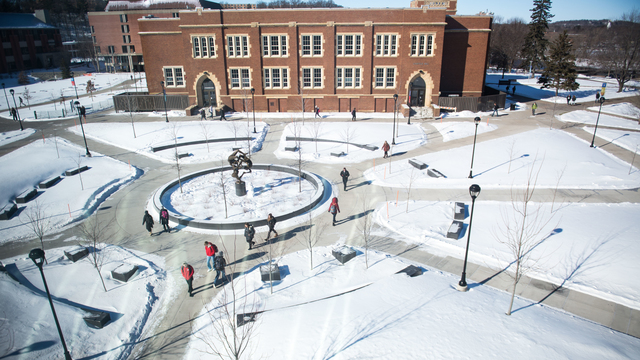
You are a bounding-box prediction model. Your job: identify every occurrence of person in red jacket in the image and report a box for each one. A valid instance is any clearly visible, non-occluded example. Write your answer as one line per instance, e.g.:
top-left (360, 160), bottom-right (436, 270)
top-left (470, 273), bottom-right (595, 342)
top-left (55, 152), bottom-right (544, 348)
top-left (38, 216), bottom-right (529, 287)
top-left (181, 262), bottom-right (194, 297)
top-left (328, 197), bottom-right (340, 226)
top-left (382, 140), bottom-right (390, 158)
top-left (204, 241), bottom-right (216, 272)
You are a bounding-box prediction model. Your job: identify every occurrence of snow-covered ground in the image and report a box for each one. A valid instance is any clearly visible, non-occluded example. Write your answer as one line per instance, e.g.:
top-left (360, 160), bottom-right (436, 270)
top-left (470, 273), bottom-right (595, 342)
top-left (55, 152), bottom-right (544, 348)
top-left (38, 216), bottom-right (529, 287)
top-left (427, 121), bottom-right (498, 142)
top-left (587, 102), bottom-right (640, 120)
top-left (558, 110), bottom-right (640, 130)
top-left (364, 128), bottom-right (640, 190)
top-left (584, 127), bottom-right (640, 155)
top-left (0, 128), bottom-right (36, 147)
top-left (275, 122), bottom-right (427, 164)
top-left (0, 137), bottom-right (141, 244)
top-left (68, 120), bottom-right (269, 164)
top-left (185, 247), bottom-right (640, 359)
top-left (0, 244), bottom-right (173, 360)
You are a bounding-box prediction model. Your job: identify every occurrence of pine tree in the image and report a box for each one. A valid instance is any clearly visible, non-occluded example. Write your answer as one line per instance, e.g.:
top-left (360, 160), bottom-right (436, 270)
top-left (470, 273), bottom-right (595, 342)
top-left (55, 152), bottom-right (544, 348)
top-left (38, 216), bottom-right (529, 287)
top-left (522, 0), bottom-right (554, 76)
top-left (60, 57), bottom-right (71, 79)
top-left (539, 30), bottom-right (579, 96)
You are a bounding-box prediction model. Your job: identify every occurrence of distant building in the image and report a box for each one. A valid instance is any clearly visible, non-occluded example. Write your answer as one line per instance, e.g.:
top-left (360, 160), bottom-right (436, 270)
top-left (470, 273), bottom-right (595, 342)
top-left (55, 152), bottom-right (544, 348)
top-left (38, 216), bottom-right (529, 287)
top-left (0, 11), bottom-right (63, 73)
top-left (221, 4), bottom-right (257, 9)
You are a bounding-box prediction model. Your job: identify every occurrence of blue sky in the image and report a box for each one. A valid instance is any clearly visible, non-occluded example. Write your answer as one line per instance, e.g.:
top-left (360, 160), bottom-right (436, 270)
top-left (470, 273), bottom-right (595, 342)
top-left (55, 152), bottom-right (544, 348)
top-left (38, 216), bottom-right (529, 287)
top-left (225, 0), bottom-right (637, 22)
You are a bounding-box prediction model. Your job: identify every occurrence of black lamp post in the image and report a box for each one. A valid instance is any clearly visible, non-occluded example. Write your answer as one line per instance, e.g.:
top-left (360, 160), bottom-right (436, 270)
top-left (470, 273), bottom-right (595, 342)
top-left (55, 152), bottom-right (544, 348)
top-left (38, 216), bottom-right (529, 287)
top-left (2, 82), bottom-right (10, 110)
top-left (407, 83), bottom-right (412, 124)
top-left (71, 72), bottom-right (79, 100)
top-left (468, 116), bottom-right (481, 178)
top-left (9, 89), bottom-right (23, 131)
top-left (251, 87), bottom-right (256, 133)
top-left (392, 94), bottom-right (398, 145)
top-left (457, 184), bottom-right (481, 292)
top-left (74, 101), bottom-right (91, 157)
top-left (590, 97), bottom-right (606, 148)
top-left (29, 248), bottom-right (73, 360)
top-left (131, 75), bottom-right (138, 93)
top-left (161, 81), bottom-right (169, 123)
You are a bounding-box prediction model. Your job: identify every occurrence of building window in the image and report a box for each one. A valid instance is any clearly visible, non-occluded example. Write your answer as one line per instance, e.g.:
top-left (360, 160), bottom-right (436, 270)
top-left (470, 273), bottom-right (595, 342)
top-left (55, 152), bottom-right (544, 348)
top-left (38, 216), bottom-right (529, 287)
top-left (122, 45), bottom-right (128, 53)
top-left (172, 12), bottom-right (180, 18)
top-left (374, 67), bottom-right (396, 88)
top-left (91, 26), bottom-right (94, 33)
top-left (108, 45), bottom-right (115, 54)
top-left (163, 67), bottom-right (184, 87)
top-left (336, 34), bottom-right (362, 56)
top-left (93, 36), bottom-right (97, 44)
top-left (192, 36), bottom-right (216, 58)
top-left (121, 25), bottom-right (129, 33)
top-left (301, 67), bottom-right (323, 88)
top-left (263, 68), bottom-right (289, 89)
top-left (336, 67), bottom-right (361, 88)
top-left (227, 35), bottom-right (249, 58)
top-left (262, 35), bottom-right (287, 57)
top-left (301, 35), bottom-right (322, 56)
top-left (95, 46), bottom-right (101, 54)
top-left (410, 34), bottom-right (434, 56)
top-left (123, 35), bottom-right (131, 44)
top-left (375, 34), bottom-right (398, 56)
top-left (230, 68), bottom-right (251, 89)
top-left (120, 14), bottom-right (128, 23)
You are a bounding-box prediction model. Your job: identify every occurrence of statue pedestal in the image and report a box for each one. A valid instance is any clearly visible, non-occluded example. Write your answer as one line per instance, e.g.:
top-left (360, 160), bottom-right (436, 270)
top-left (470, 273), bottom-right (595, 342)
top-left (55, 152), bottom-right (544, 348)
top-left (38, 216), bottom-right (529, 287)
top-left (235, 181), bottom-right (246, 196)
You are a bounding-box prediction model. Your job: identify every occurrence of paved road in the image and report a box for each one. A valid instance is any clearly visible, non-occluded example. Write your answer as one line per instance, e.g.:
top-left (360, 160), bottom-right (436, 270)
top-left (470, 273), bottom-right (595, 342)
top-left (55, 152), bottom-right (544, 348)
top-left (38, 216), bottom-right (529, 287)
top-left (1, 95), bottom-right (639, 359)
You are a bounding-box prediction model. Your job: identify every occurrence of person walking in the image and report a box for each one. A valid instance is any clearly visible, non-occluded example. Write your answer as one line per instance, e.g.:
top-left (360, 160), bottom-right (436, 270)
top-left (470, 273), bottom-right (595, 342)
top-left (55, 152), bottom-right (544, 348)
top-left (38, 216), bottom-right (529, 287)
top-left (315, 106), bottom-right (321, 118)
top-left (382, 140), bottom-right (390, 158)
top-left (209, 105), bottom-right (214, 119)
top-left (266, 213), bottom-right (278, 239)
top-left (571, 95), bottom-right (577, 106)
top-left (19, 96), bottom-right (24, 107)
top-left (10, 108), bottom-right (17, 122)
top-left (181, 262), bottom-right (194, 297)
top-left (214, 251), bottom-right (227, 287)
top-left (491, 103), bottom-right (499, 117)
top-left (567, 95), bottom-right (571, 105)
top-left (531, 102), bottom-right (538, 116)
top-left (200, 108), bottom-right (206, 120)
top-left (328, 197), bottom-right (340, 226)
top-left (142, 210), bottom-right (154, 236)
top-left (340, 167), bottom-right (350, 191)
top-left (512, 86), bottom-right (516, 95)
top-left (159, 207), bottom-right (170, 232)
top-left (244, 223), bottom-right (256, 250)
top-left (220, 109), bottom-right (227, 121)
top-left (506, 85), bottom-right (510, 93)
top-left (595, 91), bottom-right (600, 103)
top-left (204, 241), bottom-right (217, 272)
top-left (351, 108), bottom-right (356, 121)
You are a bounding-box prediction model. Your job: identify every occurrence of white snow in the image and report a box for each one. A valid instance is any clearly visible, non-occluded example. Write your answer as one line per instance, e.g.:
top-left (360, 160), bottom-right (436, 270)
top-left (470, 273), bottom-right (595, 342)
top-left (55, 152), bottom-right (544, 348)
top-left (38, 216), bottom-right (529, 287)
top-left (0, 128), bottom-right (37, 147)
top-left (587, 102), bottom-right (640, 119)
top-left (428, 121), bottom-right (498, 142)
top-left (584, 127), bottom-right (640, 155)
top-left (558, 110), bottom-right (640, 130)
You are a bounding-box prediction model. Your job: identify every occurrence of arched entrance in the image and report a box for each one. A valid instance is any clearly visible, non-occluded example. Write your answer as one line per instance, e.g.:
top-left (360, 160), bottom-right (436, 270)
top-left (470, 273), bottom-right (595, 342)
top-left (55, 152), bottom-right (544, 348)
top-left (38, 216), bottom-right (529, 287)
top-left (201, 79), bottom-right (216, 107)
top-left (409, 77), bottom-right (426, 107)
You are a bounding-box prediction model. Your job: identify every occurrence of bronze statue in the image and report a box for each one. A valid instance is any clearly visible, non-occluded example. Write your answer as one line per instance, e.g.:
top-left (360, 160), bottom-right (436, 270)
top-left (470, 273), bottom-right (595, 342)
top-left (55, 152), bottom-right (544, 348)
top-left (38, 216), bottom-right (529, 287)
top-left (227, 149), bottom-right (252, 181)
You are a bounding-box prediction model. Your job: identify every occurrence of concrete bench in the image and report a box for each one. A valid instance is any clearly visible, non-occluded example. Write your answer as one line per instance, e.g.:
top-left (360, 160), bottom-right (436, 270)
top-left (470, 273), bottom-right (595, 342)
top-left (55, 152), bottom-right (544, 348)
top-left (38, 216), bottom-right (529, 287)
top-left (0, 203), bottom-right (17, 220)
top-left (454, 202), bottom-right (465, 220)
top-left (284, 146), bottom-right (298, 152)
top-left (260, 263), bottom-right (281, 281)
top-left (15, 188), bottom-right (37, 203)
top-left (65, 165), bottom-right (89, 176)
top-left (236, 312), bottom-right (259, 327)
top-left (111, 263), bottom-right (139, 282)
top-left (331, 151), bottom-right (345, 157)
top-left (396, 265), bottom-right (423, 277)
top-left (177, 153), bottom-right (190, 159)
top-left (83, 311), bottom-right (111, 329)
top-left (332, 246), bottom-right (356, 264)
top-left (38, 175), bottom-right (61, 189)
top-left (409, 158), bottom-right (427, 170)
top-left (427, 168), bottom-right (445, 178)
top-left (498, 79), bottom-right (512, 86)
top-left (360, 144), bottom-right (379, 151)
top-left (446, 221), bottom-right (463, 239)
top-left (64, 246), bottom-right (89, 262)
top-left (232, 146), bottom-right (242, 151)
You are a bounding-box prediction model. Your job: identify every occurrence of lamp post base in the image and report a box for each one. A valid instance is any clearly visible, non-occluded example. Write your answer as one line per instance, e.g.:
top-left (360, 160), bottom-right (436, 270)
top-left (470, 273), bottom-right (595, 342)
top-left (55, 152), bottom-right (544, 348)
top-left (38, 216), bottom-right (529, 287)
top-left (235, 181), bottom-right (246, 196)
top-left (468, 171), bottom-right (473, 179)
top-left (456, 283), bottom-right (469, 292)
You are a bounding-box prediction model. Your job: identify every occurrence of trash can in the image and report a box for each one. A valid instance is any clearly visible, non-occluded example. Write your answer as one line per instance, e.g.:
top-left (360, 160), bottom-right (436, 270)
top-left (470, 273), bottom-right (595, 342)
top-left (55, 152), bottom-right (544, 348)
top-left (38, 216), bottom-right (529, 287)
top-left (510, 103), bottom-right (516, 111)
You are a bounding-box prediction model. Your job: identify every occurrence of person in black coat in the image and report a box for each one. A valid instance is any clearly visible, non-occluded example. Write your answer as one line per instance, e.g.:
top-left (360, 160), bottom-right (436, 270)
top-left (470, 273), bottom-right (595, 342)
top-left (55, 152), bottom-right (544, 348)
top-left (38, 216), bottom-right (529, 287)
top-left (351, 108), bottom-right (356, 121)
top-left (340, 167), bottom-right (350, 191)
top-left (492, 103), bottom-right (499, 117)
top-left (214, 251), bottom-right (227, 287)
top-left (266, 213), bottom-right (278, 239)
top-left (142, 210), bottom-right (154, 235)
top-left (159, 207), bottom-right (170, 232)
top-left (244, 222), bottom-right (256, 249)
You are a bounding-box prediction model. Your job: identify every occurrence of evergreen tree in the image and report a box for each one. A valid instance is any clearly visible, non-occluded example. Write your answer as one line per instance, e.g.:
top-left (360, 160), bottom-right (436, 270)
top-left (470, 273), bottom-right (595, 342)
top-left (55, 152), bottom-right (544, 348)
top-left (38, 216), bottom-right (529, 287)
top-left (60, 57), bottom-right (71, 79)
top-left (539, 31), bottom-right (579, 96)
top-left (522, 0), bottom-right (554, 76)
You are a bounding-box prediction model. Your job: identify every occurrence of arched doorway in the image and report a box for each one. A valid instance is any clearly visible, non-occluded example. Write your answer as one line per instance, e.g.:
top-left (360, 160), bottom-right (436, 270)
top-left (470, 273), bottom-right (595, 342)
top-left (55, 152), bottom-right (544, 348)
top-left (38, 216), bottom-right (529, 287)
top-left (201, 79), bottom-right (216, 107)
top-left (409, 77), bottom-right (426, 107)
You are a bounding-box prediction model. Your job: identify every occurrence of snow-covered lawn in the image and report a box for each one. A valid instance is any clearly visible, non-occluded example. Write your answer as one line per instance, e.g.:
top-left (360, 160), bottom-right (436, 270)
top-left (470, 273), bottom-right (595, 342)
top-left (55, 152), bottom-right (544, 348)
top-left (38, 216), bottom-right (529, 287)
top-left (587, 102), bottom-right (640, 120)
top-left (0, 245), bottom-right (173, 360)
top-left (67, 120), bottom-right (269, 164)
top-left (0, 128), bottom-right (36, 147)
top-left (0, 138), bottom-right (140, 244)
top-left (585, 127), bottom-right (640, 155)
top-left (558, 110), bottom-right (640, 130)
top-left (427, 121), bottom-right (498, 142)
top-left (364, 128), bottom-right (640, 190)
top-left (275, 122), bottom-right (427, 164)
top-left (185, 247), bottom-right (640, 359)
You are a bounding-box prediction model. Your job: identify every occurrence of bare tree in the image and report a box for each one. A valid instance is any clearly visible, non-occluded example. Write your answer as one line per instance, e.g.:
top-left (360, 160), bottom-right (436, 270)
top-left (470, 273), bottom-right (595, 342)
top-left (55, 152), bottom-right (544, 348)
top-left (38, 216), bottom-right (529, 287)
top-left (507, 138), bottom-right (517, 174)
top-left (356, 195), bottom-right (375, 269)
top-left (227, 121), bottom-right (242, 145)
top-left (298, 78), bottom-right (307, 125)
top-left (341, 123), bottom-right (355, 153)
top-left (21, 200), bottom-right (51, 263)
top-left (405, 167), bottom-right (418, 213)
top-left (219, 167), bottom-right (230, 219)
top-left (77, 212), bottom-right (111, 292)
top-left (551, 163), bottom-right (566, 213)
top-left (71, 153), bottom-right (85, 190)
top-left (169, 123), bottom-right (183, 193)
top-left (200, 120), bottom-right (212, 152)
top-left (127, 93), bottom-right (138, 138)
top-left (309, 119), bottom-right (323, 153)
top-left (290, 119), bottom-right (304, 192)
top-left (495, 157), bottom-right (557, 315)
top-left (22, 87), bottom-right (32, 109)
top-left (489, 18), bottom-right (529, 75)
top-left (299, 206), bottom-right (328, 270)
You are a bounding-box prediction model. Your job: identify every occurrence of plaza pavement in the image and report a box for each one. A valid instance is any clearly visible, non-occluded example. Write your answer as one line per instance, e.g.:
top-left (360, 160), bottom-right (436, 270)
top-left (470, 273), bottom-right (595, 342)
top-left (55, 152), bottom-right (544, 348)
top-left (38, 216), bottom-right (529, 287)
top-left (1, 97), bottom-right (639, 359)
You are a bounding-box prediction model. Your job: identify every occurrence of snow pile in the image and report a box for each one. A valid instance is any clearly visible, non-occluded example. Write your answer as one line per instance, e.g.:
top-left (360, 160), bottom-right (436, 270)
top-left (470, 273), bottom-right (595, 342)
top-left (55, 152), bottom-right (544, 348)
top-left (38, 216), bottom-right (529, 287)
top-left (0, 128), bottom-right (36, 147)
top-left (587, 102), bottom-right (640, 119)
top-left (428, 121), bottom-right (498, 142)
top-left (185, 247), bottom-right (640, 359)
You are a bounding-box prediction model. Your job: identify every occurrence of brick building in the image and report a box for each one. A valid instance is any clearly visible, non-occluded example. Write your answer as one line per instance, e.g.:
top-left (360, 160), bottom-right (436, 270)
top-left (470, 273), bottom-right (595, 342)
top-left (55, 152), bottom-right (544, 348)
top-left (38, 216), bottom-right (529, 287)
top-left (138, 0), bottom-right (492, 114)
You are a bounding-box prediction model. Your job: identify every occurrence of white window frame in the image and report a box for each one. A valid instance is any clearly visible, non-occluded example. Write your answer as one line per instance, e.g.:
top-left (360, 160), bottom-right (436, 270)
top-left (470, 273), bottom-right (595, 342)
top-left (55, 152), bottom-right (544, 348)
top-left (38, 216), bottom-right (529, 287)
top-left (336, 67), bottom-right (362, 89)
top-left (336, 34), bottom-right (362, 57)
top-left (374, 67), bottom-right (396, 89)
top-left (263, 67), bottom-right (289, 89)
top-left (163, 66), bottom-right (185, 88)
top-left (192, 35), bottom-right (217, 58)
top-left (410, 34), bottom-right (434, 57)
top-left (121, 24), bottom-right (129, 33)
top-left (123, 35), bottom-right (131, 44)
top-left (230, 67), bottom-right (251, 89)
top-left (301, 67), bottom-right (323, 89)
top-left (375, 34), bottom-right (398, 56)
top-left (227, 35), bottom-right (250, 58)
top-left (262, 34), bottom-right (288, 57)
top-left (301, 34), bottom-right (323, 57)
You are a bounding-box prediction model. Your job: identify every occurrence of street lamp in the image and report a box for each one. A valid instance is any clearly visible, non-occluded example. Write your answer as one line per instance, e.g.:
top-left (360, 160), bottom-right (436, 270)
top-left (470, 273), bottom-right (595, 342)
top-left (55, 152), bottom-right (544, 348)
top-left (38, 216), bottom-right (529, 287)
top-left (9, 89), bottom-right (23, 131)
top-left (392, 94), bottom-right (398, 145)
top-left (131, 75), bottom-right (138, 93)
top-left (71, 71), bottom-right (79, 100)
top-left (468, 116), bottom-right (481, 178)
top-left (29, 248), bottom-right (73, 360)
top-left (2, 82), bottom-right (10, 110)
top-left (74, 101), bottom-right (91, 157)
top-left (590, 97), bottom-right (606, 148)
top-left (251, 87), bottom-right (256, 133)
top-left (407, 83), bottom-right (412, 125)
top-left (457, 184), bottom-right (481, 292)
top-left (160, 81), bottom-right (169, 123)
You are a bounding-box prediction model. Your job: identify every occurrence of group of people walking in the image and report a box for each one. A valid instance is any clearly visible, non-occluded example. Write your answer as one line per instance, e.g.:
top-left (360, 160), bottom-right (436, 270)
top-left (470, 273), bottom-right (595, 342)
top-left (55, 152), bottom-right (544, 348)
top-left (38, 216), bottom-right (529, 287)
top-left (181, 241), bottom-right (227, 297)
top-left (142, 208), bottom-right (170, 236)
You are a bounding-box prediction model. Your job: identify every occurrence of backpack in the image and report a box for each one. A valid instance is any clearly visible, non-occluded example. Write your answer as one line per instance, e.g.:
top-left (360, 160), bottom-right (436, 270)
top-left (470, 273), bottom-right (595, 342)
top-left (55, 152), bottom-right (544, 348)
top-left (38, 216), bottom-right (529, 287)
top-left (215, 256), bottom-right (225, 270)
top-left (212, 243), bottom-right (218, 252)
top-left (330, 204), bottom-right (336, 214)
